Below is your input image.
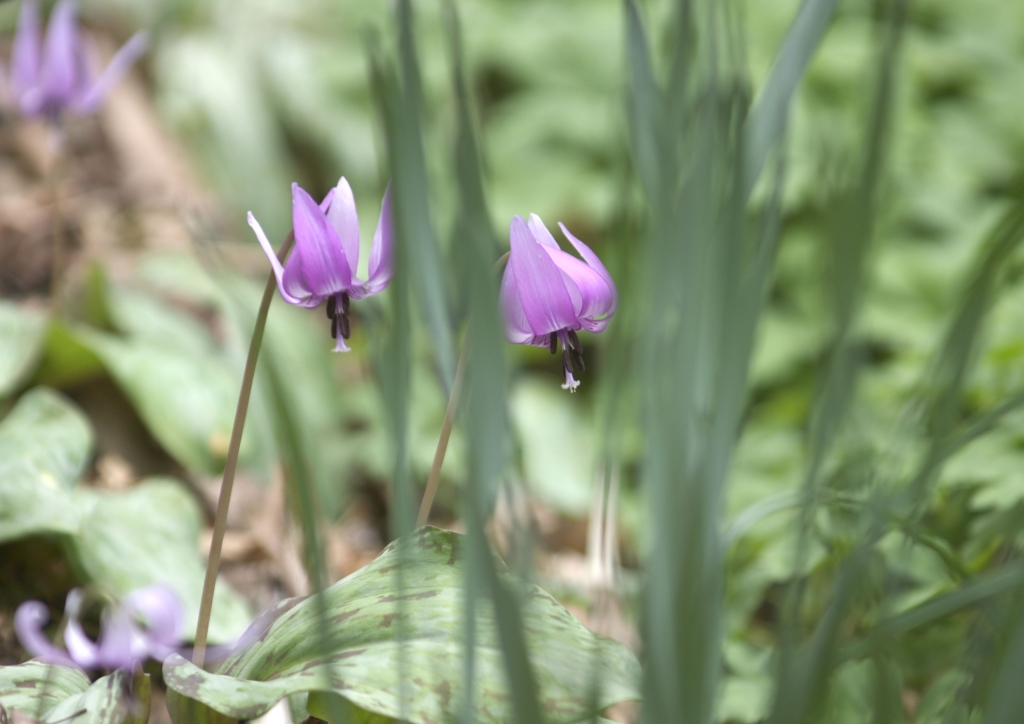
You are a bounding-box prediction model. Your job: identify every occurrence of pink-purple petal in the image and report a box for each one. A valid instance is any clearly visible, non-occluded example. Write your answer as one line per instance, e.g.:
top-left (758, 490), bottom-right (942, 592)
top-left (292, 183), bottom-right (352, 296)
top-left (325, 177), bottom-right (361, 280)
top-left (500, 264), bottom-right (536, 344)
top-left (248, 211), bottom-right (309, 306)
top-left (11, 0), bottom-right (41, 98)
top-left (543, 246), bottom-right (613, 320)
top-left (558, 222), bottom-right (618, 318)
top-left (527, 213), bottom-right (560, 249)
top-left (39, 0), bottom-right (80, 107)
top-left (508, 215), bottom-right (578, 336)
top-left (73, 30), bottom-right (148, 113)
top-left (122, 585), bottom-right (183, 657)
top-left (364, 184), bottom-right (394, 294)
top-left (14, 601), bottom-right (74, 664)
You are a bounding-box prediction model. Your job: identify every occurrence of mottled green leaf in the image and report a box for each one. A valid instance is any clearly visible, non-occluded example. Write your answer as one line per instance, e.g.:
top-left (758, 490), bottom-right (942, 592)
top-left (0, 301), bottom-right (47, 397)
top-left (0, 661), bottom-right (90, 720)
top-left (41, 667), bottom-right (150, 724)
top-left (164, 527), bottom-right (641, 723)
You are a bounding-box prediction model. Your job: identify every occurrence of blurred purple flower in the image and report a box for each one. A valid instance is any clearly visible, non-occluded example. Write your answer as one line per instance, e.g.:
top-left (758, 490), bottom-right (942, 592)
top-left (500, 214), bottom-right (617, 391)
top-left (14, 585), bottom-right (183, 671)
top-left (5, 0), bottom-right (148, 118)
top-left (248, 178), bottom-right (394, 352)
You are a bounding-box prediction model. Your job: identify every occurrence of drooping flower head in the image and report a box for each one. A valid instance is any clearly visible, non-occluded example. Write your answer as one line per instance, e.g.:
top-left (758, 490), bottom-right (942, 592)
top-left (248, 178), bottom-right (394, 352)
top-left (5, 0), bottom-right (149, 119)
top-left (500, 214), bottom-right (617, 391)
top-left (15, 585), bottom-right (184, 671)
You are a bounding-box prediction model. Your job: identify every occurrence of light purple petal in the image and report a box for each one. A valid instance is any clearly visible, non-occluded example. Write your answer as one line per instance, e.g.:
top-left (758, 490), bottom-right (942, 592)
top-left (499, 264), bottom-right (535, 344)
top-left (543, 246), bottom-right (612, 321)
top-left (527, 213), bottom-right (560, 250)
top-left (248, 211), bottom-right (313, 307)
top-left (325, 177), bottom-right (361, 281)
top-left (362, 183), bottom-right (394, 295)
top-left (74, 31), bottom-right (148, 113)
top-left (95, 609), bottom-right (136, 670)
top-left (11, 0), bottom-right (41, 98)
top-left (292, 183), bottom-right (352, 296)
top-left (508, 215), bottom-right (578, 336)
top-left (62, 589), bottom-right (100, 668)
top-left (39, 0), bottom-right (81, 108)
top-left (122, 585), bottom-right (183, 660)
top-left (318, 187), bottom-right (336, 213)
top-left (558, 222), bottom-right (618, 321)
top-left (578, 316), bottom-right (612, 333)
top-left (14, 601), bottom-right (74, 664)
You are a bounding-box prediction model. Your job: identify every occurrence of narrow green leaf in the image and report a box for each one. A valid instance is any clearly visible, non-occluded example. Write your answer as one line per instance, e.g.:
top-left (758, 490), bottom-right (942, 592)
top-left (743, 0), bottom-right (840, 197)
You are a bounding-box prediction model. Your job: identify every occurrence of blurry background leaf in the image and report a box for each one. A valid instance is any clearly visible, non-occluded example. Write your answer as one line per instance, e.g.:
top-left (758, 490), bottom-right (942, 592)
top-left (0, 302), bottom-right (47, 398)
top-left (0, 389), bottom-right (250, 642)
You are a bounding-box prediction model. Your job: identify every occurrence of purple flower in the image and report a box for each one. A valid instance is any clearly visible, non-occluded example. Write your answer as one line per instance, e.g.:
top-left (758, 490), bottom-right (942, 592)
top-left (6, 0), bottom-right (148, 118)
top-left (15, 585), bottom-right (183, 671)
top-left (500, 214), bottom-right (617, 391)
top-left (248, 178), bottom-right (394, 352)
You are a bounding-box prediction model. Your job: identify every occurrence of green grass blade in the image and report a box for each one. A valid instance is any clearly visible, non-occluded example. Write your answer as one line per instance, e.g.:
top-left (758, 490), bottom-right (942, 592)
top-left (743, 0), bottom-right (840, 197)
top-left (446, 5), bottom-right (543, 721)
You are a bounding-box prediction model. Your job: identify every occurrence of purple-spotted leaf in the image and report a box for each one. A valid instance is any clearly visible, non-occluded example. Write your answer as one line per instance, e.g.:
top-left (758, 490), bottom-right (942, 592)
top-left (164, 527), bottom-right (641, 723)
top-left (0, 661), bottom-right (149, 723)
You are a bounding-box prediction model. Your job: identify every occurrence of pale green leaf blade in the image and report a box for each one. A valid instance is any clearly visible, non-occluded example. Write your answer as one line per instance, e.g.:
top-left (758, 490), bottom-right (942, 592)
top-left (42, 668), bottom-right (150, 724)
top-left (164, 528), bottom-right (641, 724)
top-left (0, 661), bottom-right (90, 720)
top-left (743, 0), bottom-right (840, 196)
top-left (73, 328), bottom-right (239, 474)
top-left (74, 478), bottom-right (252, 644)
top-left (0, 301), bottom-right (47, 397)
top-left (0, 387), bottom-right (92, 542)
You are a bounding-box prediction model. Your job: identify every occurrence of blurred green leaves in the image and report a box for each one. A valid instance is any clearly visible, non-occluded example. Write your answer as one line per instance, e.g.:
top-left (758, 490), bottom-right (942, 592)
top-left (0, 388), bottom-right (250, 642)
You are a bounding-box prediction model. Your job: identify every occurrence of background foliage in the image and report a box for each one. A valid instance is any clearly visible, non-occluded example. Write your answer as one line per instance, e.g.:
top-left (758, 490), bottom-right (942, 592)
top-left (3, 0), bottom-right (1024, 721)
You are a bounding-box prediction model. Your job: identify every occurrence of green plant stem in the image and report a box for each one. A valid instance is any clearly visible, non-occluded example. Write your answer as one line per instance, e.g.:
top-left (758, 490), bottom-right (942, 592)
top-left (416, 338), bottom-right (468, 527)
top-left (192, 231), bottom-right (294, 668)
top-left (415, 251), bottom-right (508, 528)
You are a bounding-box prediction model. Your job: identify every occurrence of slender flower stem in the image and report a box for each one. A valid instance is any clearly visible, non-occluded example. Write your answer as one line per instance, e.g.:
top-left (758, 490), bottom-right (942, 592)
top-left (46, 137), bottom-right (66, 312)
top-left (416, 339), bottom-right (468, 527)
top-left (193, 231), bottom-right (294, 668)
top-left (416, 252), bottom-right (509, 528)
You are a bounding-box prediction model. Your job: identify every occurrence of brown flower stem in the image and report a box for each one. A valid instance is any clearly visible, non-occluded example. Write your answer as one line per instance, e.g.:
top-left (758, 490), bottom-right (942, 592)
top-left (416, 336), bottom-right (469, 527)
top-left (192, 231), bottom-right (294, 668)
top-left (46, 142), bottom-right (66, 312)
top-left (415, 251), bottom-right (509, 528)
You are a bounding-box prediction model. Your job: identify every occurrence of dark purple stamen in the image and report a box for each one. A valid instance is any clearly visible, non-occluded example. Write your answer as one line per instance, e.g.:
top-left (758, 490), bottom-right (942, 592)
top-left (341, 292), bottom-right (350, 316)
top-left (327, 296), bottom-right (336, 319)
top-left (331, 315), bottom-right (338, 339)
top-left (549, 332), bottom-right (558, 354)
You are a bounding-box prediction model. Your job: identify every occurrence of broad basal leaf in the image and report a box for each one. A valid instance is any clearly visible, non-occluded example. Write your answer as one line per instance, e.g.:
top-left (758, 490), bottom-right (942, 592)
top-left (74, 328), bottom-right (241, 475)
top-left (41, 666), bottom-right (150, 724)
top-left (0, 387), bottom-right (91, 542)
top-left (0, 660), bottom-right (90, 719)
top-left (0, 301), bottom-right (47, 397)
top-left (164, 527), bottom-right (641, 724)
